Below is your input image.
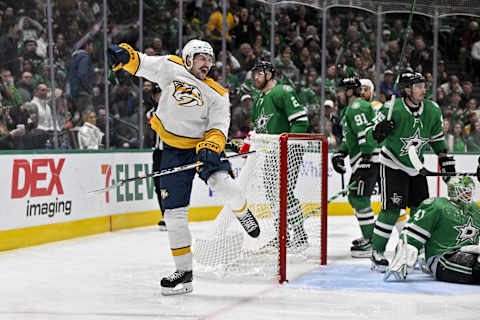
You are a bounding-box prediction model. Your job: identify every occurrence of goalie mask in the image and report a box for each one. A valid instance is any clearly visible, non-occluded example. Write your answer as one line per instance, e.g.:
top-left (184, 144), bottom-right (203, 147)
top-left (447, 176), bottom-right (475, 206)
top-left (182, 39), bottom-right (214, 71)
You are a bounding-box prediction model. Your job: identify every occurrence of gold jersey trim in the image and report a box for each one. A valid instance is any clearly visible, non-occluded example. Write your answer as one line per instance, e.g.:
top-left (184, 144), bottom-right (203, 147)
top-left (150, 114), bottom-right (203, 149)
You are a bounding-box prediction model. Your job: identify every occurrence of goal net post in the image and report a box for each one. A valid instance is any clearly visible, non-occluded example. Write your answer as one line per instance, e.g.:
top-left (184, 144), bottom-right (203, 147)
top-left (193, 133), bottom-right (328, 283)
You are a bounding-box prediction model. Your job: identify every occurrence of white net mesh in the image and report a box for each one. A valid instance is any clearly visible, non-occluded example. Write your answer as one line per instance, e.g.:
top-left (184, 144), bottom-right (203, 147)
top-left (193, 134), bottom-right (326, 281)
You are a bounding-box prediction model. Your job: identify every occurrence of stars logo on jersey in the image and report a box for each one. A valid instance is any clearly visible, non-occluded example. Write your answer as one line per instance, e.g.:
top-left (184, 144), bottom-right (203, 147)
top-left (391, 193), bottom-right (403, 206)
top-left (255, 109), bottom-right (273, 133)
top-left (454, 216), bottom-right (479, 245)
top-left (399, 128), bottom-right (429, 156)
top-left (172, 80), bottom-right (204, 108)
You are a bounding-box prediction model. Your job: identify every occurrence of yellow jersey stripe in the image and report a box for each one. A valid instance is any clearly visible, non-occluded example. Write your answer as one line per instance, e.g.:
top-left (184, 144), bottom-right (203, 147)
top-left (168, 55), bottom-right (184, 66)
top-left (150, 114), bottom-right (203, 149)
top-left (232, 200), bottom-right (247, 213)
top-left (172, 246), bottom-right (191, 256)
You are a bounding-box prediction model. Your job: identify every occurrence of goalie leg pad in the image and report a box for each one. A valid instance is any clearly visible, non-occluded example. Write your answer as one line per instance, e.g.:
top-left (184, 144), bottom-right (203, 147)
top-left (384, 236), bottom-right (418, 281)
top-left (435, 249), bottom-right (478, 284)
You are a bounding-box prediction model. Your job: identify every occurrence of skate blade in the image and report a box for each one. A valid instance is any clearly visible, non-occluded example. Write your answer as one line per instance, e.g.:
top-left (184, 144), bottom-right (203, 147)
top-left (161, 282), bottom-right (193, 296)
top-left (351, 250), bottom-right (372, 258)
top-left (370, 263), bottom-right (387, 273)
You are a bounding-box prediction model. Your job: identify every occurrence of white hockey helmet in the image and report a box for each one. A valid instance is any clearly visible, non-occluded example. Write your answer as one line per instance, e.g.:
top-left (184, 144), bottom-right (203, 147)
top-left (182, 39), bottom-right (214, 70)
top-left (360, 78), bottom-right (375, 93)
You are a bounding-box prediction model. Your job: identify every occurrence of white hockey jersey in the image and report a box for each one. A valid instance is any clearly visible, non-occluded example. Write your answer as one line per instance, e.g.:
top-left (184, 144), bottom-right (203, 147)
top-left (135, 54), bottom-right (230, 150)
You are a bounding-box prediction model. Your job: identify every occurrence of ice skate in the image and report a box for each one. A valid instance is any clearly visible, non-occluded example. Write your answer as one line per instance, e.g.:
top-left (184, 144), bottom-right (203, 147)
top-left (370, 250), bottom-right (389, 273)
top-left (351, 237), bottom-right (372, 258)
top-left (236, 209), bottom-right (260, 238)
top-left (160, 270), bottom-right (193, 296)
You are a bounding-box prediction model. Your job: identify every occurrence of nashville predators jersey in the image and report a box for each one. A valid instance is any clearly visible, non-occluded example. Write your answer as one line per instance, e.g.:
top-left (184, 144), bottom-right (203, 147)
top-left (135, 54), bottom-right (230, 150)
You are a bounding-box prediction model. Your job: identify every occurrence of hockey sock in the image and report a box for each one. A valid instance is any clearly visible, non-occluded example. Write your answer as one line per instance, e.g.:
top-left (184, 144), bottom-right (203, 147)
top-left (372, 208), bottom-right (400, 252)
top-left (348, 195), bottom-right (375, 240)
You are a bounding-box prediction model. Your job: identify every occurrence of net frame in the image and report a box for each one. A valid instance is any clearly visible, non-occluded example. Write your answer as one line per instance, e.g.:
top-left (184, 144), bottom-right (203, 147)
top-left (192, 133), bottom-right (328, 283)
top-left (278, 133), bottom-right (328, 283)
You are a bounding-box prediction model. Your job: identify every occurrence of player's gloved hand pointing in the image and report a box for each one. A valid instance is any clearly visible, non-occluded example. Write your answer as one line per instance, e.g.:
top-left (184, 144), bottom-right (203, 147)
top-left (373, 119), bottom-right (395, 143)
top-left (107, 44), bottom-right (130, 70)
top-left (332, 151), bottom-right (347, 174)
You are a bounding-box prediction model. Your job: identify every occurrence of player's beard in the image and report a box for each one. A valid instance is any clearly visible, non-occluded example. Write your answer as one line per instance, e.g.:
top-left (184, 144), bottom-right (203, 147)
top-left (254, 77), bottom-right (268, 91)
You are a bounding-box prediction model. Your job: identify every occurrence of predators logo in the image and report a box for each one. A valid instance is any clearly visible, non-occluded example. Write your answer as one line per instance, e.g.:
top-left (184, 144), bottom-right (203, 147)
top-left (172, 80), bottom-right (204, 107)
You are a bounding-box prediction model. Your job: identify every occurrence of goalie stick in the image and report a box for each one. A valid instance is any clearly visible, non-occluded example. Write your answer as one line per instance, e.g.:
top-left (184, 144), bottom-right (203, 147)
top-left (407, 146), bottom-right (479, 178)
top-left (88, 150), bottom-right (256, 195)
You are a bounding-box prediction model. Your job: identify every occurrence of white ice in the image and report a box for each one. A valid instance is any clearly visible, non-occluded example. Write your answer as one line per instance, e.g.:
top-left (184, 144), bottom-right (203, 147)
top-left (0, 216), bottom-right (479, 320)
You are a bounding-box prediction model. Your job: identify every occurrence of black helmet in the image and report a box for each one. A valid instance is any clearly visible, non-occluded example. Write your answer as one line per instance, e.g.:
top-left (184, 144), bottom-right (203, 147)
top-left (398, 72), bottom-right (425, 92)
top-left (339, 77), bottom-right (361, 96)
top-left (251, 61), bottom-right (275, 76)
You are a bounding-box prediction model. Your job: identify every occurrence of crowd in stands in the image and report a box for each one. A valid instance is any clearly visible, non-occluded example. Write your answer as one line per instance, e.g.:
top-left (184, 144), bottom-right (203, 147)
top-left (0, 0), bottom-right (480, 153)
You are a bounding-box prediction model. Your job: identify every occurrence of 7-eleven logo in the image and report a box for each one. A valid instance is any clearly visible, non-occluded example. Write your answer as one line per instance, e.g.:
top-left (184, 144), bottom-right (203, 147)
top-left (101, 164), bottom-right (112, 203)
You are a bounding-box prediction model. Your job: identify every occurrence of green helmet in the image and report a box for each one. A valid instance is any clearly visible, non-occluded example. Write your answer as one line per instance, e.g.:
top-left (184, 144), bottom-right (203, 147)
top-left (447, 176), bottom-right (475, 206)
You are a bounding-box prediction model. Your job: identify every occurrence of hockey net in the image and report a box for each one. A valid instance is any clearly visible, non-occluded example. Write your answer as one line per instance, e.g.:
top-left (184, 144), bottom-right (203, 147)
top-left (193, 133), bottom-right (328, 283)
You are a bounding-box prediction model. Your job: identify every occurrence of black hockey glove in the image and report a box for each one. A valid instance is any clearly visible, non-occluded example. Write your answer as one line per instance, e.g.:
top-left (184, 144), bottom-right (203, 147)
top-left (373, 120), bottom-right (395, 143)
top-left (357, 154), bottom-right (373, 170)
top-left (439, 155), bottom-right (456, 183)
top-left (332, 151), bottom-right (348, 174)
top-left (196, 141), bottom-right (222, 182)
top-left (107, 44), bottom-right (130, 70)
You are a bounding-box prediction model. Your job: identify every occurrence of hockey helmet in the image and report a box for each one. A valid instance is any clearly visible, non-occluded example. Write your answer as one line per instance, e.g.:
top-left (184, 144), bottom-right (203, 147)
top-left (251, 61), bottom-right (276, 76)
top-left (360, 78), bottom-right (375, 93)
top-left (447, 176), bottom-right (475, 206)
top-left (182, 39), bottom-right (214, 70)
top-left (339, 77), bottom-right (361, 96)
top-left (398, 72), bottom-right (425, 92)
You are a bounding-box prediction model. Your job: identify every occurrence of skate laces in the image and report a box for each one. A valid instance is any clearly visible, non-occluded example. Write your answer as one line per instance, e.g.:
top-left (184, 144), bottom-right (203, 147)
top-left (165, 271), bottom-right (184, 281)
top-left (239, 213), bottom-right (257, 232)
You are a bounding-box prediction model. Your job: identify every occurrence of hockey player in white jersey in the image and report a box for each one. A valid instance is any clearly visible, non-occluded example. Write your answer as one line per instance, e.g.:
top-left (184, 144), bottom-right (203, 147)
top-left (107, 39), bottom-right (260, 296)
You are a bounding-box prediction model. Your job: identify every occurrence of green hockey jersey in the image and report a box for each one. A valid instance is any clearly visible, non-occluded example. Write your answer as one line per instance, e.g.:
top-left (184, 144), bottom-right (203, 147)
top-left (338, 98), bottom-right (380, 166)
top-left (251, 83), bottom-right (309, 134)
top-left (405, 197), bottom-right (480, 261)
top-left (368, 98), bottom-right (446, 176)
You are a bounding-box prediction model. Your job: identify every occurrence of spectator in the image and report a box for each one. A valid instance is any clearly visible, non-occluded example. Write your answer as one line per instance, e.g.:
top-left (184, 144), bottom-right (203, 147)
top-left (22, 39), bottom-right (43, 72)
top-left (206, 2), bottom-right (235, 52)
top-left (461, 81), bottom-right (475, 107)
top-left (379, 69), bottom-right (397, 99)
top-left (446, 121), bottom-right (467, 152)
top-left (111, 80), bottom-right (139, 119)
top-left (440, 75), bottom-right (463, 97)
top-left (68, 40), bottom-right (95, 115)
top-left (466, 120), bottom-right (480, 151)
top-left (78, 111), bottom-right (104, 149)
top-left (234, 43), bottom-right (256, 73)
top-left (231, 94), bottom-right (253, 138)
top-left (17, 11), bottom-right (43, 43)
top-left (31, 83), bottom-right (55, 132)
top-left (0, 69), bottom-right (23, 108)
top-left (436, 60), bottom-right (449, 86)
top-left (0, 101), bottom-right (25, 149)
top-left (151, 37), bottom-right (169, 56)
top-left (460, 21), bottom-right (480, 75)
top-left (16, 72), bottom-right (35, 103)
top-left (231, 7), bottom-right (255, 50)
top-left (0, 19), bottom-right (20, 76)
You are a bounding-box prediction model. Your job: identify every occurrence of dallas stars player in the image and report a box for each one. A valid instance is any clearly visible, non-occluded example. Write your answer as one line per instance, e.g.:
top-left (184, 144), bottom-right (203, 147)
top-left (368, 72), bottom-right (456, 272)
top-left (332, 77), bottom-right (379, 258)
top-left (250, 61), bottom-right (310, 250)
top-left (386, 176), bottom-right (480, 285)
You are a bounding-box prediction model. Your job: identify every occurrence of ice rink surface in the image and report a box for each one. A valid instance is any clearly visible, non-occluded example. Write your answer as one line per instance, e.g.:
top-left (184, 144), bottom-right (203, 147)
top-left (1, 215), bottom-right (479, 320)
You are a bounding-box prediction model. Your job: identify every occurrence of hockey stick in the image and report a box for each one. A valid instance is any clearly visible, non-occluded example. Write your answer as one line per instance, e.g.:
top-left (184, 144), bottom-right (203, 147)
top-left (387, 0), bottom-right (417, 121)
top-left (328, 181), bottom-right (357, 203)
top-left (88, 150), bottom-right (256, 195)
top-left (407, 146), bottom-right (478, 178)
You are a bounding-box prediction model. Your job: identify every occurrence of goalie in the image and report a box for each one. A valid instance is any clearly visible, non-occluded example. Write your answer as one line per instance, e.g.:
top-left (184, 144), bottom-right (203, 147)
top-left (385, 176), bottom-right (480, 285)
